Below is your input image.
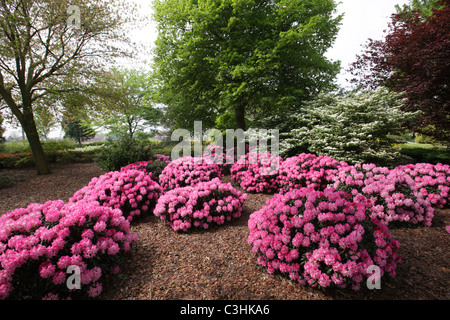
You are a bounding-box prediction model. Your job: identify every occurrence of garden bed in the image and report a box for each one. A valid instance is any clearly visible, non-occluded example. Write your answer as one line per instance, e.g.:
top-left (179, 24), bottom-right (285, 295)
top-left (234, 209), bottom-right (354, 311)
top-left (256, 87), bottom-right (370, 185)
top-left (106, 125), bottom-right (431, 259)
top-left (0, 163), bottom-right (448, 300)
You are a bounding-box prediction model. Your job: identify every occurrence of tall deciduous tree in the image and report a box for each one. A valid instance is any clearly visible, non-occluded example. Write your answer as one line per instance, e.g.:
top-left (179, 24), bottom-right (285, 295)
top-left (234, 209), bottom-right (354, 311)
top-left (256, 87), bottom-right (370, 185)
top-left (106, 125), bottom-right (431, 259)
top-left (349, 0), bottom-right (450, 145)
top-left (93, 68), bottom-right (162, 139)
top-left (395, 0), bottom-right (444, 17)
top-left (0, 0), bottom-right (136, 174)
top-left (0, 112), bottom-right (5, 143)
top-left (152, 0), bottom-right (342, 131)
top-left (63, 118), bottom-right (95, 145)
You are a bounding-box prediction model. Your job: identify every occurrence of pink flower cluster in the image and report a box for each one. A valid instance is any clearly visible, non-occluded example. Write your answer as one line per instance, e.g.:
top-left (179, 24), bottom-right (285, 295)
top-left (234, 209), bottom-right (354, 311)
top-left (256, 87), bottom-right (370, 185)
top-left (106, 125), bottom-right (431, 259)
top-left (248, 188), bottom-right (401, 291)
top-left (394, 163), bottom-right (450, 209)
top-left (70, 169), bottom-right (163, 222)
top-left (154, 178), bottom-right (247, 232)
top-left (278, 153), bottom-right (348, 194)
top-left (331, 163), bottom-right (435, 226)
top-left (0, 200), bottom-right (138, 300)
top-left (120, 157), bottom-right (170, 183)
top-left (159, 156), bottom-right (223, 191)
top-left (230, 152), bottom-right (283, 193)
top-left (154, 154), bottom-right (171, 163)
top-left (201, 145), bottom-right (236, 174)
top-left (120, 154), bottom-right (170, 173)
top-left (120, 161), bottom-right (150, 172)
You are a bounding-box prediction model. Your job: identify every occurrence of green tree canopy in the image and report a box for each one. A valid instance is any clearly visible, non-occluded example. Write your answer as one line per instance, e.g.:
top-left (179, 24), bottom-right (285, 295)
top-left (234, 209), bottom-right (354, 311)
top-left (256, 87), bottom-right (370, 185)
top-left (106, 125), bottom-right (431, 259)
top-left (63, 118), bottom-right (96, 145)
top-left (395, 0), bottom-right (445, 17)
top-left (152, 0), bottom-right (342, 132)
top-left (93, 68), bottom-right (162, 139)
top-left (0, 0), bottom-right (138, 174)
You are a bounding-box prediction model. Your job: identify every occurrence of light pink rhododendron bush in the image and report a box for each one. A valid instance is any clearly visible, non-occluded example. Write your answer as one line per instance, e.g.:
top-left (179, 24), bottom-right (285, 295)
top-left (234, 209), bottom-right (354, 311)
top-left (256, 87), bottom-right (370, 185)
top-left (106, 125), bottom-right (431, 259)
top-left (70, 169), bottom-right (163, 222)
top-left (394, 163), bottom-right (450, 209)
top-left (248, 188), bottom-right (401, 291)
top-left (154, 178), bottom-right (247, 232)
top-left (120, 154), bottom-right (170, 173)
top-left (0, 200), bottom-right (138, 300)
top-left (331, 163), bottom-right (435, 226)
top-left (230, 152), bottom-right (283, 193)
top-left (159, 156), bottom-right (223, 191)
top-left (201, 145), bottom-right (236, 175)
top-left (278, 153), bottom-right (348, 194)
top-left (120, 158), bottom-right (169, 183)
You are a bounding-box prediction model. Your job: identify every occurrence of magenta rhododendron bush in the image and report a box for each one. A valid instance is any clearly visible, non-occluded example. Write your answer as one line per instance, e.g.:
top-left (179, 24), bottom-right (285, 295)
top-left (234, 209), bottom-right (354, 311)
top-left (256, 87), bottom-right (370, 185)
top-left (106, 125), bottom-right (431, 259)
top-left (159, 156), bottom-right (223, 190)
top-left (278, 153), bottom-right (348, 194)
top-left (154, 154), bottom-right (171, 163)
top-left (201, 145), bottom-right (237, 174)
top-left (394, 163), bottom-right (450, 209)
top-left (120, 154), bottom-right (170, 172)
top-left (154, 178), bottom-right (247, 232)
top-left (230, 152), bottom-right (283, 193)
top-left (70, 169), bottom-right (163, 222)
top-left (331, 163), bottom-right (435, 226)
top-left (0, 200), bottom-right (138, 300)
top-left (120, 159), bottom-right (169, 183)
top-left (248, 188), bottom-right (401, 291)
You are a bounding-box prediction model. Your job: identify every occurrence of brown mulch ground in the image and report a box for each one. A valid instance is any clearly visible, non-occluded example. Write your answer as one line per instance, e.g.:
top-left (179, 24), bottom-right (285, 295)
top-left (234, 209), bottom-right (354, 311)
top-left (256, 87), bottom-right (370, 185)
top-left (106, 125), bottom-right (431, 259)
top-left (0, 162), bottom-right (449, 300)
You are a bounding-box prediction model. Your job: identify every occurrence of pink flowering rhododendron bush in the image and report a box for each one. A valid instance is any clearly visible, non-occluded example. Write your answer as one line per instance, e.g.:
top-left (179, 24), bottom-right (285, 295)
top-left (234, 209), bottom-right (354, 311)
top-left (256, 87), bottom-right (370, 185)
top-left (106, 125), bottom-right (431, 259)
top-left (230, 152), bottom-right (283, 193)
top-left (70, 169), bottom-right (163, 222)
top-left (331, 163), bottom-right (435, 226)
top-left (159, 156), bottom-right (223, 191)
top-left (120, 158), bottom-right (169, 183)
top-left (154, 178), bottom-right (247, 232)
top-left (278, 153), bottom-right (348, 194)
top-left (248, 188), bottom-right (401, 291)
top-left (202, 145), bottom-right (236, 174)
top-left (0, 200), bottom-right (138, 300)
top-left (394, 163), bottom-right (450, 209)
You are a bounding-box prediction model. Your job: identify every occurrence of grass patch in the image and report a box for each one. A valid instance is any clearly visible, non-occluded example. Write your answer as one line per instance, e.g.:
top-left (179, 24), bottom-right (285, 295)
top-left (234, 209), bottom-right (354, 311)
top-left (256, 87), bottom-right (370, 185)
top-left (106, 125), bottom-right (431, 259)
top-left (398, 142), bottom-right (450, 164)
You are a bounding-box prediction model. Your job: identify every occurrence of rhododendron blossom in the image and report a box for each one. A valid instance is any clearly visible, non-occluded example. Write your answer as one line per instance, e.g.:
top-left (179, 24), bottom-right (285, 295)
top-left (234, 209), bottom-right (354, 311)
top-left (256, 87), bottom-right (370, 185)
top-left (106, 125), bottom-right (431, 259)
top-left (120, 154), bottom-right (170, 182)
top-left (278, 153), bottom-right (348, 193)
top-left (154, 178), bottom-right (247, 232)
top-left (331, 163), bottom-right (435, 226)
top-left (70, 169), bottom-right (163, 222)
top-left (230, 152), bottom-right (283, 193)
top-left (394, 163), bottom-right (450, 209)
top-left (201, 145), bottom-right (236, 174)
top-left (159, 156), bottom-right (223, 191)
top-left (0, 200), bottom-right (138, 300)
top-left (248, 188), bottom-right (401, 291)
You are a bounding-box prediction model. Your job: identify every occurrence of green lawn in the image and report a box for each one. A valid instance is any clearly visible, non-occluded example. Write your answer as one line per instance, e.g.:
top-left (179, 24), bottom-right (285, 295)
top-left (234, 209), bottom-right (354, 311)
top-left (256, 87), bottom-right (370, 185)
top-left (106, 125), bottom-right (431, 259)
top-left (399, 142), bottom-right (450, 165)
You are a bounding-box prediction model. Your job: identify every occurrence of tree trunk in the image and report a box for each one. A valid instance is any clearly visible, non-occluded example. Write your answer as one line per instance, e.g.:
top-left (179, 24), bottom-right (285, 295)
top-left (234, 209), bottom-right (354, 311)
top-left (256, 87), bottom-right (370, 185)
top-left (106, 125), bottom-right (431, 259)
top-left (22, 113), bottom-right (51, 175)
top-left (235, 104), bottom-right (246, 131)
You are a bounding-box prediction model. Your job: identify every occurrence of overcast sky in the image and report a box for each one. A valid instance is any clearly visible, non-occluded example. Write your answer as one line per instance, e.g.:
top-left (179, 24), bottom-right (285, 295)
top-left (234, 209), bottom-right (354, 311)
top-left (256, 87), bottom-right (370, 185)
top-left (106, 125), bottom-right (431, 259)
top-left (5, 0), bottom-right (411, 139)
top-left (325, 0), bottom-right (409, 87)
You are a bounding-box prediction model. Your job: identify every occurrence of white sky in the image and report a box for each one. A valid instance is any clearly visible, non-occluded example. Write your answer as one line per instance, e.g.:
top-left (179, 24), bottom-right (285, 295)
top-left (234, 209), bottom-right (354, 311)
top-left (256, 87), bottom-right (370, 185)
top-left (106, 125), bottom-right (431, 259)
top-left (325, 0), bottom-right (410, 87)
top-left (4, 0), bottom-right (410, 139)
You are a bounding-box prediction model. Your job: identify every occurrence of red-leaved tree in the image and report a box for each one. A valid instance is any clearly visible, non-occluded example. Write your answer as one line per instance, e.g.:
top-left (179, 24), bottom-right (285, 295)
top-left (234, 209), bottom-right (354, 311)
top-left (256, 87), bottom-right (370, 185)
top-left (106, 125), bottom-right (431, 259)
top-left (349, 0), bottom-right (450, 145)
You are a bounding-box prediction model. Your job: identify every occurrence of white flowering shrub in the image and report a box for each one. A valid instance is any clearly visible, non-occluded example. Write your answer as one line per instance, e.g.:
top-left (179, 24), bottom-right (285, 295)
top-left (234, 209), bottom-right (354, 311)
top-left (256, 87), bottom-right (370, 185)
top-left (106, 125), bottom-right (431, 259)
top-left (279, 88), bottom-right (418, 164)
